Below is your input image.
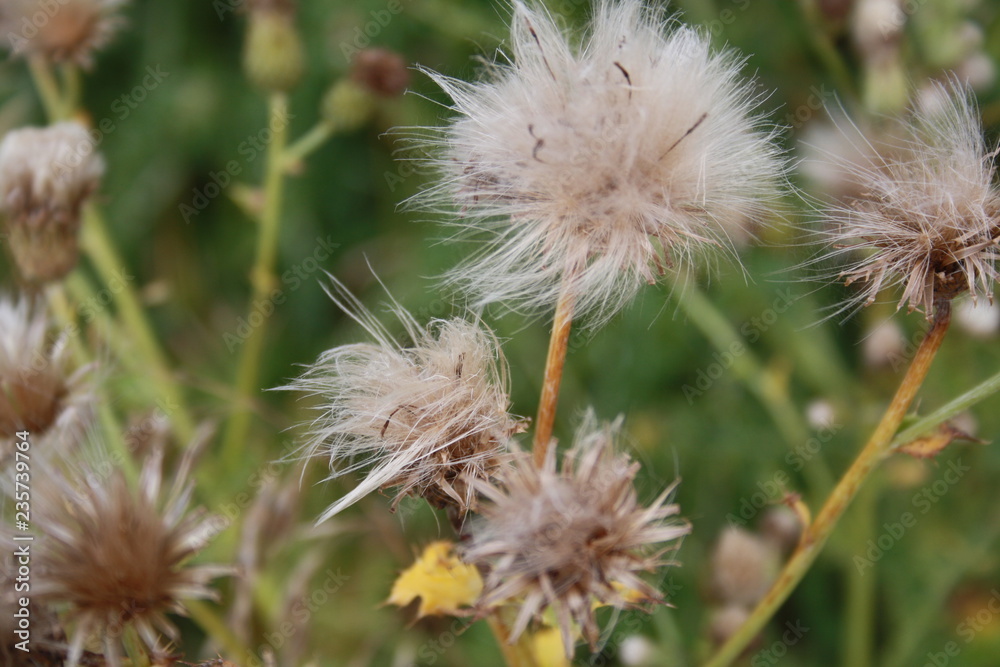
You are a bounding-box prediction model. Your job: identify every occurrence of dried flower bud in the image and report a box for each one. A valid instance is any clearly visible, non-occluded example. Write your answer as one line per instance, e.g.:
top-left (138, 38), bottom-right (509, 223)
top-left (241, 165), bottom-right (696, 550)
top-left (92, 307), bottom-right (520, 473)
top-left (321, 79), bottom-right (375, 132)
top-left (759, 506), bottom-right (803, 553)
top-left (0, 295), bottom-right (91, 453)
top-left (350, 48), bottom-right (410, 98)
top-left (285, 280), bottom-right (524, 521)
top-left (820, 79), bottom-right (1000, 318)
top-left (0, 0), bottom-right (128, 67)
top-left (0, 122), bottom-right (104, 283)
top-left (708, 603), bottom-right (751, 647)
top-left (465, 412), bottom-right (690, 657)
top-left (33, 448), bottom-right (228, 667)
top-left (710, 526), bottom-right (779, 607)
top-left (243, 9), bottom-right (304, 93)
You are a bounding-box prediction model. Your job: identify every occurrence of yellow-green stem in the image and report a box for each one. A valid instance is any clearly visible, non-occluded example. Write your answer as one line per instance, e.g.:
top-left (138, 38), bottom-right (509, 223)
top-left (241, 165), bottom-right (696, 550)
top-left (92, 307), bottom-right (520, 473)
top-left (186, 599), bottom-right (254, 663)
top-left (81, 205), bottom-right (196, 444)
top-left (27, 57), bottom-right (67, 120)
top-left (282, 121), bottom-right (334, 170)
top-left (843, 482), bottom-right (876, 667)
top-left (45, 283), bottom-right (139, 483)
top-left (705, 302), bottom-right (952, 667)
top-left (533, 281), bottom-right (575, 468)
top-left (222, 93), bottom-right (290, 466)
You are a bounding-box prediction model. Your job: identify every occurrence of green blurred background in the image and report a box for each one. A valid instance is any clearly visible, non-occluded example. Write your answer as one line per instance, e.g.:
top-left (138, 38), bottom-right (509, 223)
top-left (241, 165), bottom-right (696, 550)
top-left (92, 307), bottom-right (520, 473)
top-left (4, 0), bottom-right (1000, 665)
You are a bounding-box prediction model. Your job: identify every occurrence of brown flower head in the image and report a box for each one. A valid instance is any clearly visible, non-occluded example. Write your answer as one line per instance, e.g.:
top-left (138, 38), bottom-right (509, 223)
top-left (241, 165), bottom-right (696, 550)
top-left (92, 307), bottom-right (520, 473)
top-left (286, 280), bottom-right (524, 522)
top-left (820, 79), bottom-right (1000, 318)
top-left (0, 295), bottom-right (91, 457)
top-left (1, 0), bottom-right (127, 67)
top-left (0, 122), bottom-right (104, 283)
top-left (33, 446), bottom-right (228, 667)
top-left (464, 413), bottom-right (690, 657)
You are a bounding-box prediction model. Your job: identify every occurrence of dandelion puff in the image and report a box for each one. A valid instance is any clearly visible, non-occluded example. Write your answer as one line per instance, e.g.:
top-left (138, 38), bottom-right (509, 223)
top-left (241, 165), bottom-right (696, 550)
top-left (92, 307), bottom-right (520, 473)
top-left (464, 411), bottom-right (691, 657)
top-left (0, 0), bottom-right (128, 67)
top-left (0, 122), bottom-right (105, 282)
top-left (0, 294), bottom-right (92, 459)
top-left (819, 78), bottom-right (1000, 319)
top-left (31, 442), bottom-right (228, 667)
top-left (284, 279), bottom-right (525, 523)
top-left (408, 0), bottom-right (785, 325)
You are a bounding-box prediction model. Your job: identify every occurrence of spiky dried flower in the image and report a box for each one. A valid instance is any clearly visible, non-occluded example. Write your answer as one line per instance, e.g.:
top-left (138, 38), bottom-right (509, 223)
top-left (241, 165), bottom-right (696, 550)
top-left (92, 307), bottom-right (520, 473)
top-left (464, 413), bottom-right (690, 657)
top-left (1, 0), bottom-right (127, 67)
top-left (411, 0), bottom-right (784, 324)
top-left (32, 446), bottom-right (228, 667)
top-left (0, 122), bottom-right (105, 283)
top-left (286, 281), bottom-right (524, 523)
top-left (0, 295), bottom-right (91, 456)
top-left (821, 79), bottom-right (1000, 318)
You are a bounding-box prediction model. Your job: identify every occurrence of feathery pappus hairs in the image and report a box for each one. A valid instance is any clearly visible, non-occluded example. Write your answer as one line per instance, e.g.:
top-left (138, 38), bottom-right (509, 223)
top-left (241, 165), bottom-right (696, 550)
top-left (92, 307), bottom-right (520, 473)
top-left (464, 412), bottom-right (690, 657)
top-left (32, 440), bottom-right (228, 667)
top-left (0, 0), bottom-right (128, 67)
top-left (409, 0), bottom-right (785, 325)
top-left (0, 294), bottom-right (92, 454)
top-left (819, 78), bottom-right (1000, 319)
top-left (0, 122), bottom-right (105, 283)
top-left (285, 278), bottom-right (525, 523)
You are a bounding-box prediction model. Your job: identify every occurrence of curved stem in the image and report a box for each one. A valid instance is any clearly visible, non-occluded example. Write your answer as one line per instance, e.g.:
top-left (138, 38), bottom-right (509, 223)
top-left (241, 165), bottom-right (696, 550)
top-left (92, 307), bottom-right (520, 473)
top-left (81, 205), bottom-right (196, 444)
top-left (282, 121), bottom-right (334, 170)
top-left (221, 93), bottom-right (289, 467)
top-left (705, 303), bottom-right (952, 667)
top-left (533, 281), bottom-right (575, 467)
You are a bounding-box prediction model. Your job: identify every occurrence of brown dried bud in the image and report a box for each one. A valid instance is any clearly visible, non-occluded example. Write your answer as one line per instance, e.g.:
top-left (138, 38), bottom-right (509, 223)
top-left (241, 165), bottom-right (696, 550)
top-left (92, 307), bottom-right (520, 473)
top-left (350, 48), bottom-right (410, 98)
top-left (0, 122), bottom-right (104, 283)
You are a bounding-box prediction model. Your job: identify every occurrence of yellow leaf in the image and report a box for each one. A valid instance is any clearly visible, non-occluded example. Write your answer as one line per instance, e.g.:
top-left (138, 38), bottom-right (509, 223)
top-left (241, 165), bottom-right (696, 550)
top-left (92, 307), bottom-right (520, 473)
top-left (387, 541), bottom-right (483, 618)
top-left (531, 626), bottom-right (571, 667)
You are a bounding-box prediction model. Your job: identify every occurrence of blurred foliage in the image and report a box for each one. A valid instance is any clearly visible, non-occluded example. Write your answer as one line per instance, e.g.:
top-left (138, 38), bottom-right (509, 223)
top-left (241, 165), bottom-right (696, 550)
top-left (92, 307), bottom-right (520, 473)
top-left (3, 0), bottom-right (1000, 665)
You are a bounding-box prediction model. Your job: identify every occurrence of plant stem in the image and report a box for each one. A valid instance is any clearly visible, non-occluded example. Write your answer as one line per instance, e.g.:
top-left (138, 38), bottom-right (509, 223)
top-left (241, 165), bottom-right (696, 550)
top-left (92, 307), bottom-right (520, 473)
top-left (222, 93), bottom-right (289, 467)
top-left (533, 281), bottom-right (575, 468)
top-left (186, 599), bottom-right (254, 664)
top-left (81, 204), bottom-right (196, 444)
top-left (282, 121), bottom-right (334, 170)
top-left (704, 302), bottom-right (952, 667)
top-left (891, 367), bottom-right (1000, 448)
top-left (843, 482), bottom-right (876, 667)
top-left (27, 57), bottom-right (66, 120)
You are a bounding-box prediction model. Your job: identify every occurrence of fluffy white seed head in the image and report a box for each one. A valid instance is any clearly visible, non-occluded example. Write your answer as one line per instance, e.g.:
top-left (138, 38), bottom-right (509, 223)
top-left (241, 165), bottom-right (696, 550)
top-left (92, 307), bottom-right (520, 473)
top-left (818, 79), bottom-right (1000, 319)
top-left (286, 280), bottom-right (524, 523)
top-left (0, 122), bottom-right (105, 282)
top-left (464, 412), bottom-right (690, 657)
top-left (410, 0), bottom-right (785, 325)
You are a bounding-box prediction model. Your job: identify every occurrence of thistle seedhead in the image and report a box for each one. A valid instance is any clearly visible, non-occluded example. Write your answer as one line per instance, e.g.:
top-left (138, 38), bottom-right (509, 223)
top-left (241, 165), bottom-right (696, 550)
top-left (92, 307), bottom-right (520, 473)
top-left (0, 122), bottom-right (104, 283)
top-left (821, 79), bottom-right (1000, 318)
top-left (464, 413), bottom-right (690, 657)
top-left (0, 295), bottom-right (91, 456)
top-left (411, 0), bottom-right (785, 325)
top-left (286, 280), bottom-right (524, 522)
top-left (32, 447), bottom-right (228, 667)
top-left (1, 0), bottom-right (128, 67)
